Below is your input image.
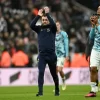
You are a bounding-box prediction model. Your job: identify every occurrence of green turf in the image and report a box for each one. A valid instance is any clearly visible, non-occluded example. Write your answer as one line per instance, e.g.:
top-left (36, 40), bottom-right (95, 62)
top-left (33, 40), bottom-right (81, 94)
top-left (0, 85), bottom-right (99, 100)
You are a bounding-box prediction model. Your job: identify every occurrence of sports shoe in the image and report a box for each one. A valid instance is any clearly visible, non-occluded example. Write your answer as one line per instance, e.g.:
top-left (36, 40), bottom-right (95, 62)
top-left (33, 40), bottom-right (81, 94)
top-left (53, 89), bottom-right (55, 92)
top-left (85, 92), bottom-right (96, 97)
top-left (95, 86), bottom-right (99, 92)
top-left (62, 83), bottom-right (66, 90)
top-left (55, 91), bottom-right (60, 96)
top-left (36, 92), bottom-right (43, 97)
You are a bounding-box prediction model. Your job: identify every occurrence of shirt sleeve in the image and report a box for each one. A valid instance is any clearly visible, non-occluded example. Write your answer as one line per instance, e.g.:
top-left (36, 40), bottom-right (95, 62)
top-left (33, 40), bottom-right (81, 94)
top-left (46, 13), bottom-right (57, 33)
top-left (89, 28), bottom-right (95, 41)
top-left (96, 25), bottom-right (100, 33)
top-left (62, 32), bottom-right (69, 57)
top-left (30, 15), bottom-right (40, 33)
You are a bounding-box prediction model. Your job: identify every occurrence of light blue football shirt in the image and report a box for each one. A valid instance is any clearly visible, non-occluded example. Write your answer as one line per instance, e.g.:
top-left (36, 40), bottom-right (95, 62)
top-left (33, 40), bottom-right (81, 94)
top-left (89, 25), bottom-right (100, 51)
top-left (55, 31), bottom-right (69, 57)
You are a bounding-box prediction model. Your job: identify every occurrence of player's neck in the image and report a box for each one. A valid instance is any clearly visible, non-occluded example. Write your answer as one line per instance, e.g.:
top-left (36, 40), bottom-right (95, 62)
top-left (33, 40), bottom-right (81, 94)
top-left (57, 30), bottom-right (61, 33)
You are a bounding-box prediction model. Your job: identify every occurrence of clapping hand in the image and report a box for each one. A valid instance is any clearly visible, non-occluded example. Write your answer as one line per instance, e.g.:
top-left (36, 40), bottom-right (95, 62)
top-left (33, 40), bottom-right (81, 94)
top-left (44, 6), bottom-right (50, 14)
top-left (38, 9), bottom-right (43, 16)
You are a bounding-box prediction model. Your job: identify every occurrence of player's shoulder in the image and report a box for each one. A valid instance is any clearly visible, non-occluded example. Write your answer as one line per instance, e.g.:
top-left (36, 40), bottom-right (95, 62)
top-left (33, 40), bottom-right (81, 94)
top-left (61, 31), bottom-right (68, 37)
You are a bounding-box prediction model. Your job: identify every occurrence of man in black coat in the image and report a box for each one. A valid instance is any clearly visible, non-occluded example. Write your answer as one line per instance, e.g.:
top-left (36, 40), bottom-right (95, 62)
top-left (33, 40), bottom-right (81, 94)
top-left (30, 6), bottom-right (59, 96)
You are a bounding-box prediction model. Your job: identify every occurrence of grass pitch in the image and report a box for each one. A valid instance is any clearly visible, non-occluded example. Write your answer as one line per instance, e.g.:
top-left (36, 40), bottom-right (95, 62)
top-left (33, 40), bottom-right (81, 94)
top-left (0, 85), bottom-right (100, 100)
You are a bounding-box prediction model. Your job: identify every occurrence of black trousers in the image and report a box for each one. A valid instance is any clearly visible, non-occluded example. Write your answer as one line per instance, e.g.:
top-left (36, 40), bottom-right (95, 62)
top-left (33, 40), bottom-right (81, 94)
top-left (38, 53), bottom-right (59, 93)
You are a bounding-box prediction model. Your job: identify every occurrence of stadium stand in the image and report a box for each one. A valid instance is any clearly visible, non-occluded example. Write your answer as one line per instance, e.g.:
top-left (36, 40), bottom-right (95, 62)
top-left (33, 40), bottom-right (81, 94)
top-left (0, 0), bottom-right (96, 68)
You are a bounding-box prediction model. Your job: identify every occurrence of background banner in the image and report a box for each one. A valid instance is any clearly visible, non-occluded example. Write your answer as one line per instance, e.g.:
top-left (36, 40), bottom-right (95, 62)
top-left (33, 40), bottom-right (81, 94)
top-left (0, 67), bottom-right (99, 86)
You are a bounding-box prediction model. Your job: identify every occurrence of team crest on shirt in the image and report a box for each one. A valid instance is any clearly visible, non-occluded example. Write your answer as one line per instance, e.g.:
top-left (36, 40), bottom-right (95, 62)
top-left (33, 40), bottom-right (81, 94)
top-left (41, 29), bottom-right (43, 31)
top-left (47, 28), bottom-right (50, 32)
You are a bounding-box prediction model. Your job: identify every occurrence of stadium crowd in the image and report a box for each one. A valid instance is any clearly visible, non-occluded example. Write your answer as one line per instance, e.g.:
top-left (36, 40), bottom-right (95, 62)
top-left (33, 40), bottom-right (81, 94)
top-left (0, 0), bottom-right (93, 68)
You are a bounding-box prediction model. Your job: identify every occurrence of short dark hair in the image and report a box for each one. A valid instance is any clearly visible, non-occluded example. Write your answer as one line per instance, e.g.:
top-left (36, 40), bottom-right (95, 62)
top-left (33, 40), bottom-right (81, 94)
top-left (56, 20), bottom-right (60, 23)
top-left (42, 14), bottom-right (46, 17)
top-left (41, 14), bottom-right (47, 20)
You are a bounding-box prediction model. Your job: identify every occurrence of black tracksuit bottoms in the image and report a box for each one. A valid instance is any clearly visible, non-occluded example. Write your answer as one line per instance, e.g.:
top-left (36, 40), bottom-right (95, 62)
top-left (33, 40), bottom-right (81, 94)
top-left (38, 53), bottom-right (59, 94)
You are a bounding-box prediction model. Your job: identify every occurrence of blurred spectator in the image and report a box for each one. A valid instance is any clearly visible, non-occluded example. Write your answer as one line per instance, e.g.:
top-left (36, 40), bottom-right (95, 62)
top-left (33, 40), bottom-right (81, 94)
top-left (9, 40), bottom-right (16, 57)
top-left (0, 0), bottom-right (95, 68)
top-left (70, 53), bottom-right (89, 67)
top-left (0, 0), bottom-right (11, 11)
top-left (0, 7), bottom-right (7, 34)
top-left (32, 0), bottom-right (44, 9)
top-left (12, 38), bottom-right (29, 67)
top-left (11, 0), bottom-right (22, 9)
top-left (0, 40), bottom-right (11, 68)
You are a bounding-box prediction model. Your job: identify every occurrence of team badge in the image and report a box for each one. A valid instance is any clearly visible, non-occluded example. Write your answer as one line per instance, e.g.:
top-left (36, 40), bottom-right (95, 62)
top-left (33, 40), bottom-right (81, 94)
top-left (47, 28), bottom-right (50, 32)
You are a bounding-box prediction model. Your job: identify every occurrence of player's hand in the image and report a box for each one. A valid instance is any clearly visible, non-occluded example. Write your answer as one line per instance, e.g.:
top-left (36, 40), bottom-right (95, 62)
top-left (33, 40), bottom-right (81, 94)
top-left (90, 16), bottom-right (95, 27)
top-left (94, 16), bottom-right (99, 26)
top-left (38, 9), bottom-right (43, 16)
top-left (44, 6), bottom-right (50, 14)
top-left (93, 16), bottom-right (98, 23)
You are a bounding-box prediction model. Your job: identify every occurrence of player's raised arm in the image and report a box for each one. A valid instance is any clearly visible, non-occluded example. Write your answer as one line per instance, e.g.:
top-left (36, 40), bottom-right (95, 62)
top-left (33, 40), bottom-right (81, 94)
top-left (30, 9), bottom-right (43, 33)
top-left (44, 6), bottom-right (57, 32)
